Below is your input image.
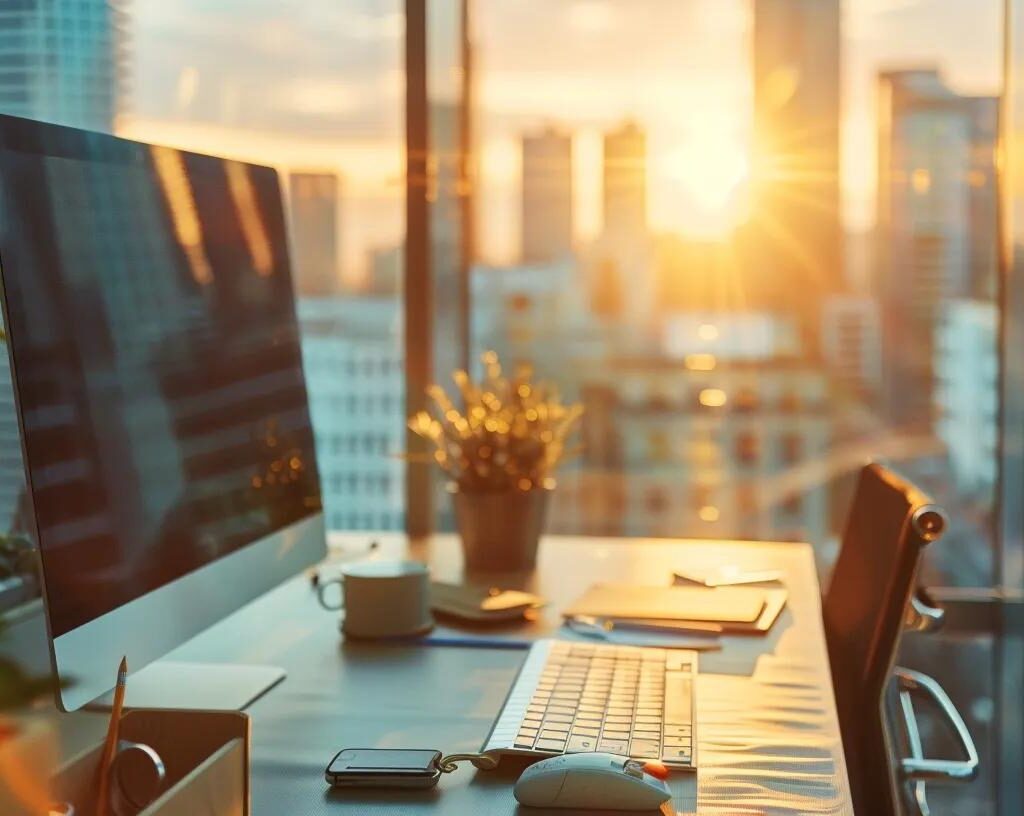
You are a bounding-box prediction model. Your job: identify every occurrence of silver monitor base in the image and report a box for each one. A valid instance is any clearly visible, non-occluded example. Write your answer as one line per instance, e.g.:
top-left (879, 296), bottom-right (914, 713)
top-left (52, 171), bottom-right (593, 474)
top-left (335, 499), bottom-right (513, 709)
top-left (85, 661), bottom-right (286, 711)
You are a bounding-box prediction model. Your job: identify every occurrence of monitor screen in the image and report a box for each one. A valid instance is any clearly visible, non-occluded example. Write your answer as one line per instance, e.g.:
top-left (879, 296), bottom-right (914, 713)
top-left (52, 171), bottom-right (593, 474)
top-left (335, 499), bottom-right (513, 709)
top-left (0, 118), bottom-right (322, 638)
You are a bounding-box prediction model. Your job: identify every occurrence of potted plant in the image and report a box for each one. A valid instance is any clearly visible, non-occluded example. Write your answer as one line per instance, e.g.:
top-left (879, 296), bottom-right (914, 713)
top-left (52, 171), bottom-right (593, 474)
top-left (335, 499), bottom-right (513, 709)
top-left (409, 351), bottom-right (582, 570)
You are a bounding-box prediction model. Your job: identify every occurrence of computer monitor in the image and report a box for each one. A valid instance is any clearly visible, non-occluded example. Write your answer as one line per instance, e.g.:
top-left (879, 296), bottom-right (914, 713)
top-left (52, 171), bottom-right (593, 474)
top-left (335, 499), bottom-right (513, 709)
top-left (0, 114), bottom-right (327, 711)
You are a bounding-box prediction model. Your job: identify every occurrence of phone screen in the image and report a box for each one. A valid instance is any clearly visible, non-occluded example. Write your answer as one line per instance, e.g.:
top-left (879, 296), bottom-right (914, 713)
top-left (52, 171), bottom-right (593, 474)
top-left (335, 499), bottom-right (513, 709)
top-left (328, 749), bottom-right (440, 777)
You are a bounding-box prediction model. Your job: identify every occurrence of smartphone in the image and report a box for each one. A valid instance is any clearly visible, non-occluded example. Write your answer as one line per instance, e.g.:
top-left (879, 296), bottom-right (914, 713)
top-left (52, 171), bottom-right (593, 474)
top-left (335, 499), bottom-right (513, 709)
top-left (325, 748), bottom-right (443, 789)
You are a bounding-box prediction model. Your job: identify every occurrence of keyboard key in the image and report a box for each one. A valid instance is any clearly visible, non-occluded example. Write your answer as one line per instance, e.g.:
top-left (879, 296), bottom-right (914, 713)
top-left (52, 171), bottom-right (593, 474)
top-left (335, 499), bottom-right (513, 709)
top-left (566, 735), bottom-right (599, 753)
top-left (571, 726), bottom-right (600, 738)
top-left (662, 747), bottom-right (692, 763)
top-left (544, 713), bottom-right (573, 724)
top-left (540, 728), bottom-right (570, 740)
top-left (664, 725), bottom-right (692, 738)
top-left (514, 739), bottom-right (535, 749)
top-left (598, 738), bottom-right (629, 754)
top-left (602, 729), bottom-right (630, 740)
top-left (633, 730), bottom-right (661, 741)
top-left (536, 738), bottom-right (567, 752)
top-left (665, 654), bottom-right (692, 671)
top-left (664, 738), bottom-right (691, 748)
top-left (664, 674), bottom-right (692, 725)
top-left (628, 739), bottom-right (661, 758)
top-left (547, 705), bottom-right (576, 716)
top-left (605, 714), bottom-right (632, 724)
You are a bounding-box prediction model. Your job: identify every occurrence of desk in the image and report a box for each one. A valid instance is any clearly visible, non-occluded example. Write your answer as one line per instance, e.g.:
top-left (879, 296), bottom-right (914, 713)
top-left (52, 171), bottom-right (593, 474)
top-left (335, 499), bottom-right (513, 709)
top-left (46, 534), bottom-right (854, 814)
top-left (168, 533), bottom-right (853, 815)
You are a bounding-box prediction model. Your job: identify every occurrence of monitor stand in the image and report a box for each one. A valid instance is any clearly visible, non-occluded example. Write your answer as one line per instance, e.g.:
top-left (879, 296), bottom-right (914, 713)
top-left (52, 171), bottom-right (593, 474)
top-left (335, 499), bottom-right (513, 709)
top-left (85, 661), bottom-right (286, 711)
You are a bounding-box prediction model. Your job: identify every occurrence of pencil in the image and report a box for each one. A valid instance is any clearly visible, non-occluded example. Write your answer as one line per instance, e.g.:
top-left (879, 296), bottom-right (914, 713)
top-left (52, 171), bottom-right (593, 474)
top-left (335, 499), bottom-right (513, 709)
top-left (95, 656), bottom-right (127, 816)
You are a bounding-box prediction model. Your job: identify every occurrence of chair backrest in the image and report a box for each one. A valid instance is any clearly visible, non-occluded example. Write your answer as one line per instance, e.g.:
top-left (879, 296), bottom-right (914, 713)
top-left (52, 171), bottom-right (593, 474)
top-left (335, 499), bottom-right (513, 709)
top-left (823, 463), bottom-right (946, 816)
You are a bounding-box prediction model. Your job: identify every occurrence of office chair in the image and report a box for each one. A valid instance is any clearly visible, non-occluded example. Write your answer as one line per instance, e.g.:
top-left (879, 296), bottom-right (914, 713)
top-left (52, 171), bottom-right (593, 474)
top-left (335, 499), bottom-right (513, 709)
top-left (823, 463), bottom-right (978, 816)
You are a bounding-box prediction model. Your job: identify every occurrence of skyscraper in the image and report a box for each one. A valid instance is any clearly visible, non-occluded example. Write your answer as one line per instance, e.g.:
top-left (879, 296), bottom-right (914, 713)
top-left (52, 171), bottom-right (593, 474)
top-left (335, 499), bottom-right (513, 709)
top-left (602, 121), bottom-right (647, 242)
top-left (521, 126), bottom-right (573, 263)
top-left (820, 295), bottom-right (882, 398)
top-left (287, 171), bottom-right (340, 297)
top-left (934, 299), bottom-right (998, 499)
top-left (747, 0), bottom-right (841, 348)
top-left (876, 70), bottom-right (997, 426)
top-left (965, 96), bottom-right (999, 301)
top-left (0, 0), bottom-right (125, 131)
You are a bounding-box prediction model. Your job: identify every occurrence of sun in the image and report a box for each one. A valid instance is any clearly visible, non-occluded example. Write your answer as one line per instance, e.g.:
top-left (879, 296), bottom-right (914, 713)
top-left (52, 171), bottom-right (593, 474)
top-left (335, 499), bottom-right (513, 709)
top-left (660, 129), bottom-right (750, 237)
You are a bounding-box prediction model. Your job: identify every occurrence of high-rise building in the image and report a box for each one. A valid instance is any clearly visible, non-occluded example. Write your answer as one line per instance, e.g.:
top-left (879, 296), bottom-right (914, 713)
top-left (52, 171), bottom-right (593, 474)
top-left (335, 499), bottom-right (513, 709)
top-left (602, 121), bottom-right (647, 242)
top-left (821, 295), bottom-right (882, 398)
top-left (520, 126), bottom-right (573, 263)
top-left (966, 96), bottom-right (999, 301)
top-left (747, 0), bottom-right (841, 348)
top-left (587, 122), bottom-right (653, 331)
top-left (876, 70), bottom-right (997, 426)
top-left (287, 171), bottom-right (340, 297)
top-left (934, 299), bottom-right (997, 499)
top-left (0, 0), bottom-right (125, 131)
top-left (553, 357), bottom-right (832, 545)
top-left (299, 297), bottom-right (404, 532)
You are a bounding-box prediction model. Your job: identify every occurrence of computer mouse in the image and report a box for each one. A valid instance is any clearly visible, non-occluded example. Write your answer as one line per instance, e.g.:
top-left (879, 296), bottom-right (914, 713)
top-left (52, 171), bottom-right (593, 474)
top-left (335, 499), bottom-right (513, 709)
top-left (513, 753), bottom-right (672, 811)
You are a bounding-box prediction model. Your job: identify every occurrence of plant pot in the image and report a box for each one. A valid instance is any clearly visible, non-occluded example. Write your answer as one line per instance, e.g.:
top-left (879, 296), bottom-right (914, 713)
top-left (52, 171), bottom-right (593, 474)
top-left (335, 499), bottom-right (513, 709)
top-left (452, 487), bottom-right (551, 571)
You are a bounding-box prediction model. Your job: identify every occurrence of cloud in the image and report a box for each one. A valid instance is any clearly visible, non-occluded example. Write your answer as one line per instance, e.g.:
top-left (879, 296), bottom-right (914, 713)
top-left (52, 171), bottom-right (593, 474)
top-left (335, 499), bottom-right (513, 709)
top-left (565, 1), bottom-right (616, 35)
top-left (278, 79), bottom-right (363, 117)
top-left (129, 0), bottom-right (404, 134)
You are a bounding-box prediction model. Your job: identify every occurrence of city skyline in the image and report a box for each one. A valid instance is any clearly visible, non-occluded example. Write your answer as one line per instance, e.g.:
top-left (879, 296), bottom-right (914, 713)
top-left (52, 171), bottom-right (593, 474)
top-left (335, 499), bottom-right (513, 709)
top-left (117, 0), bottom-right (1001, 274)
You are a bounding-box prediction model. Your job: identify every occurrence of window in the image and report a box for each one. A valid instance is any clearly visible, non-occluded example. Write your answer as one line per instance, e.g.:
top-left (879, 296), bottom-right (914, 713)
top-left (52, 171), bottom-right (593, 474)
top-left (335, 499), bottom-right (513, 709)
top-left (461, 2), bottom-right (1011, 810)
top-left (123, 0), bottom-right (405, 541)
top-left (645, 486), bottom-right (668, 514)
top-left (0, 1), bottom-right (1017, 810)
top-left (735, 430), bottom-right (760, 464)
top-left (779, 433), bottom-right (802, 465)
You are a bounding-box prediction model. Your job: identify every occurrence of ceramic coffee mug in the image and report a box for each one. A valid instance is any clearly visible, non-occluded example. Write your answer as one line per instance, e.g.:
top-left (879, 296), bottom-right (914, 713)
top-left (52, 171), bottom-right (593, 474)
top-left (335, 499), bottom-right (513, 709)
top-left (316, 560), bottom-right (434, 639)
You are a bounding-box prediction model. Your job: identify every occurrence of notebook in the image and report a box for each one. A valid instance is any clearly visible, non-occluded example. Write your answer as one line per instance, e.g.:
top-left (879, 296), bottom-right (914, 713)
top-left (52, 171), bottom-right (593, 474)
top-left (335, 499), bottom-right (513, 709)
top-left (564, 584), bottom-right (767, 624)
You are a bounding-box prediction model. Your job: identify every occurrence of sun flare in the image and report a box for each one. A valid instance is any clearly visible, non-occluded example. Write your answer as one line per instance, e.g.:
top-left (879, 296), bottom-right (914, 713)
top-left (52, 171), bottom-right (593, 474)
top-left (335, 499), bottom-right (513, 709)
top-left (660, 131), bottom-right (750, 236)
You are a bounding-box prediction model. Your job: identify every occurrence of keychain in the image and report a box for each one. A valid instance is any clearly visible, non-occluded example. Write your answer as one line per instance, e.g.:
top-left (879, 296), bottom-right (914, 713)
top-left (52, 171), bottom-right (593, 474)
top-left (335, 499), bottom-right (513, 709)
top-left (437, 752), bottom-right (500, 773)
top-left (325, 747), bottom-right (498, 790)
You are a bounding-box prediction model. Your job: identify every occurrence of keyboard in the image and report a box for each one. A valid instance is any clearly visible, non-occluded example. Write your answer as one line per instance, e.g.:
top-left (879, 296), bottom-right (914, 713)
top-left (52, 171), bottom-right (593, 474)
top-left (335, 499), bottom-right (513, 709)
top-left (482, 639), bottom-right (698, 769)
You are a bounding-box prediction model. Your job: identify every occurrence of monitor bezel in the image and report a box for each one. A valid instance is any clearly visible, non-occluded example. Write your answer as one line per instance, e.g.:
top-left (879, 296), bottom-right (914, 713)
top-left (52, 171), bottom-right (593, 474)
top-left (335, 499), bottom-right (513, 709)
top-left (0, 113), bottom-right (327, 711)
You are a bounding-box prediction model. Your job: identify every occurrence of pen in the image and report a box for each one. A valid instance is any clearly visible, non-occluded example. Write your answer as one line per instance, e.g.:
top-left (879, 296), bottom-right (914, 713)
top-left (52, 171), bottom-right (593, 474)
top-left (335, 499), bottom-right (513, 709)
top-left (95, 656), bottom-right (127, 816)
top-left (414, 635), bottom-right (533, 650)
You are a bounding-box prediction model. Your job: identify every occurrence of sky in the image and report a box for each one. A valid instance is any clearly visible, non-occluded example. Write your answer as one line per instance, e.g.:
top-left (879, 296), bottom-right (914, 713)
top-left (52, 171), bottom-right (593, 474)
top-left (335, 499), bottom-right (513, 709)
top-left (120, 0), bottom-right (1003, 276)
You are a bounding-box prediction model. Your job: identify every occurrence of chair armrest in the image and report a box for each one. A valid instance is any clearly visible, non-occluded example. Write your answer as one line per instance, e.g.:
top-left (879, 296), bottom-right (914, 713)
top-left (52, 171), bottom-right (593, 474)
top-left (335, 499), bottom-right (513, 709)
top-left (894, 667), bottom-right (979, 783)
top-left (903, 588), bottom-right (945, 633)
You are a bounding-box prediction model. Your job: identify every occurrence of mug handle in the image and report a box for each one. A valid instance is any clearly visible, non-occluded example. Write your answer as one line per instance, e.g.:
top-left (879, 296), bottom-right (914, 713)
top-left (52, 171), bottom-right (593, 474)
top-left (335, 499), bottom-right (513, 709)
top-left (316, 576), bottom-right (345, 611)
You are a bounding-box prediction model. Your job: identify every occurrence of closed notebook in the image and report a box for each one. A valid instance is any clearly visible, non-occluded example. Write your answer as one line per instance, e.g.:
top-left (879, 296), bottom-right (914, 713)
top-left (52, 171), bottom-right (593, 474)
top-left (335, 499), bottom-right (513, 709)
top-left (564, 584), bottom-right (767, 624)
